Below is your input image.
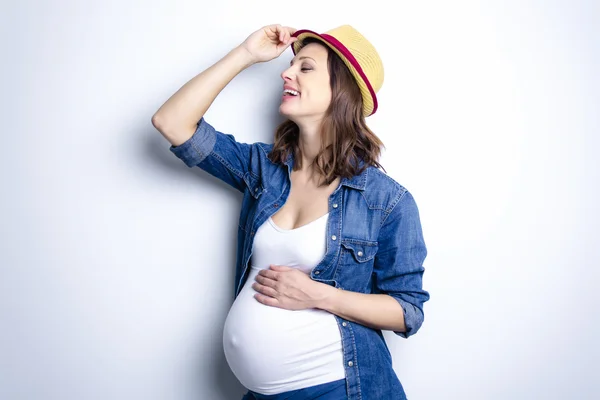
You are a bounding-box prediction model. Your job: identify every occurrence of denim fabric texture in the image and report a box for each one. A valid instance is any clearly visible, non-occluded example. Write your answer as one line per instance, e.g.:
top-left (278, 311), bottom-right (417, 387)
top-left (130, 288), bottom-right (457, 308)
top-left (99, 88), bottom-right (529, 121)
top-left (169, 118), bottom-right (430, 400)
top-left (242, 378), bottom-right (347, 399)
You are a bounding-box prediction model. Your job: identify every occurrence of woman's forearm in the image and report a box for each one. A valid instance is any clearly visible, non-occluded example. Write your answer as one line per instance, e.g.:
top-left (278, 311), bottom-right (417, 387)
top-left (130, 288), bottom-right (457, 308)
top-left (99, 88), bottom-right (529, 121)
top-left (318, 285), bottom-right (407, 333)
top-left (152, 45), bottom-right (255, 146)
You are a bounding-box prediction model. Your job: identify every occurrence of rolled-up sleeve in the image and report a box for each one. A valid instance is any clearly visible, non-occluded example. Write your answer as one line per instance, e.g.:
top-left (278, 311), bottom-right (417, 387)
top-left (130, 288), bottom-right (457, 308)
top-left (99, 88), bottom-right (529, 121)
top-left (373, 190), bottom-right (430, 338)
top-left (169, 118), bottom-right (255, 193)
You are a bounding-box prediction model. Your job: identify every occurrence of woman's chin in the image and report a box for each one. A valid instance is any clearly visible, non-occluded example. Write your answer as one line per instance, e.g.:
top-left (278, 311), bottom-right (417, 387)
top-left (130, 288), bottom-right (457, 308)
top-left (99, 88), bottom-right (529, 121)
top-left (278, 104), bottom-right (294, 118)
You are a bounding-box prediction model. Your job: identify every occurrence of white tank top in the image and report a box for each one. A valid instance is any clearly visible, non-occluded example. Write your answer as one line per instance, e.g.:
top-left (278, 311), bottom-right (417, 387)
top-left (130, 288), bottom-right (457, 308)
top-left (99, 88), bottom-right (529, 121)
top-left (222, 212), bottom-right (345, 395)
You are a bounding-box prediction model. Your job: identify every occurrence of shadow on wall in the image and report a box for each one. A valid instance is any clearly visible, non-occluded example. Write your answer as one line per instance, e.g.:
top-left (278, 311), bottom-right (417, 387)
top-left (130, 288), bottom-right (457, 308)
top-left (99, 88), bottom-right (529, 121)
top-left (142, 109), bottom-right (287, 399)
top-left (143, 121), bottom-right (249, 398)
top-left (206, 340), bottom-right (247, 399)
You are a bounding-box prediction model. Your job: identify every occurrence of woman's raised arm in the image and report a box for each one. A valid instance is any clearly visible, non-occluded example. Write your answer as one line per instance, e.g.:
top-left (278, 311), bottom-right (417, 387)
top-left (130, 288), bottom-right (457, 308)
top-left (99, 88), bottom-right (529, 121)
top-left (151, 24), bottom-right (297, 146)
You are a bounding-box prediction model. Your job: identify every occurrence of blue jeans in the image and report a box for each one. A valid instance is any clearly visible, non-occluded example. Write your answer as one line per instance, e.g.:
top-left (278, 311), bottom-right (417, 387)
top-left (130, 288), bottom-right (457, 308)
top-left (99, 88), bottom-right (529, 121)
top-left (241, 378), bottom-right (347, 400)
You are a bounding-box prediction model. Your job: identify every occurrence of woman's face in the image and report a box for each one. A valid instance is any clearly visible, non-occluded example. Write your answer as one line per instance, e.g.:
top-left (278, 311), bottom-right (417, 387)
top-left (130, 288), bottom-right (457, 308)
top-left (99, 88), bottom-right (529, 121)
top-left (278, 42), bottom-right (332, 122)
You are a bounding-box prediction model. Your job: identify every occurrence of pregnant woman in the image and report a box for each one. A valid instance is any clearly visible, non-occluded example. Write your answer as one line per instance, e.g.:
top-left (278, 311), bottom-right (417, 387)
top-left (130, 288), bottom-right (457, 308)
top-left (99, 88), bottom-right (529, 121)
top-left (152, 24), bottom-right (430, 400)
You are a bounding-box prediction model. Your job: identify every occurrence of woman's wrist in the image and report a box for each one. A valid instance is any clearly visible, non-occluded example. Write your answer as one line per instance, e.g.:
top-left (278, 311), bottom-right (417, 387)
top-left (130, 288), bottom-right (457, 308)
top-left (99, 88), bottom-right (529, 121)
top-left (230, 45), bottom-right (257, 69)
top-left (314, 284), bottom-right (342, 312)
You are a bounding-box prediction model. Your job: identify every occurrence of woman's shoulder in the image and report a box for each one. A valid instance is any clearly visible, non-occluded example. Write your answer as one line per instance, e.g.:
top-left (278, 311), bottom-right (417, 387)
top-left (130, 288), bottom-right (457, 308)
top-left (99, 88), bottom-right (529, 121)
top-left (365, 166), bottom-right (408, 194)
top-left (255, 141), bottom-right (275, 154)
top-left (363, 166), bottom-right (415, 212)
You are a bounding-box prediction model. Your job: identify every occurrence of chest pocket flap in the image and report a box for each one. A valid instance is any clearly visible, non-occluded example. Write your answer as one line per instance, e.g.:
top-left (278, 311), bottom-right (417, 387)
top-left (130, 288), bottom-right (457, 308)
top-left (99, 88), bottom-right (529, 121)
top-left (341, 239), bottom-right (379, 263)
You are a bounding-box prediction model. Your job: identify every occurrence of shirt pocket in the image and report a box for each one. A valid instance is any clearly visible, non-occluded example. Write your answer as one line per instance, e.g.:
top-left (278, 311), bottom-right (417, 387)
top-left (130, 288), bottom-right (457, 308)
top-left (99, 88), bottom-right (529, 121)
top-left (340, 238), bottom-right (379, 264)
top-left (336, 238), bottom-right (379, 290)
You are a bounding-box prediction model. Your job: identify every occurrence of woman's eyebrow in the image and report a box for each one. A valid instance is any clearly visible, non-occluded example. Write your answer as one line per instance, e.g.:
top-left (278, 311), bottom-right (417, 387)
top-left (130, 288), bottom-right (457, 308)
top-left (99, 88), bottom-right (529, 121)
top-left (290, 56), bottom-right (316, 66)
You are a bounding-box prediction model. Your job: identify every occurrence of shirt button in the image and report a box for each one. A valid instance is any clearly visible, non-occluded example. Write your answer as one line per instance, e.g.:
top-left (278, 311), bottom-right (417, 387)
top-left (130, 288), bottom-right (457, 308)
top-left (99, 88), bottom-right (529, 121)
top-left (333, 203), bottom-right (338, 208)
top-left (357, 251), bottom-right (363, 257)
top-left (348, 361), bottom-right (353, 367)
top-left (342, 322), bottom-right (347, 327)
top-left (274, 203), bottom-right (278, 207)
top-left (314, 271), bottom-right (320, 275)
top-left (331, 235), bottom-right (337, 241)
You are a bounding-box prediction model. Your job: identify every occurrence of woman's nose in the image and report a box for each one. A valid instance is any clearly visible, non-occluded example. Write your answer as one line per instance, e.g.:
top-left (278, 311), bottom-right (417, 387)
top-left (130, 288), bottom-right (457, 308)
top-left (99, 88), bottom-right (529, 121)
top-left (281, 67), bottom-right (294, 82)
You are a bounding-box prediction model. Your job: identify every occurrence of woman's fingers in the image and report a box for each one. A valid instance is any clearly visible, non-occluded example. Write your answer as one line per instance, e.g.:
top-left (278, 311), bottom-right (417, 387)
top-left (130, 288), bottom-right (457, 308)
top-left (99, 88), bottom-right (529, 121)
top-left (255, 273), bottom-right (277, 287)
top-left (253, 282), bottom-right (278, 298)
top-left (282, 26), bottom-right (296, 36)
top-left (283, 26), bottom-right (296, 45)
top-left (270, 24), bottom-right (296, 45)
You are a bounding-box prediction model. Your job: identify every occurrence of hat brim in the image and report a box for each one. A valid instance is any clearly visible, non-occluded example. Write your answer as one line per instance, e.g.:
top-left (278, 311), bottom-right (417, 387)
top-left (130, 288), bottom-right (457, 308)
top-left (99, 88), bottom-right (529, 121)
top-left (291, 29), bottom-right (378, 116)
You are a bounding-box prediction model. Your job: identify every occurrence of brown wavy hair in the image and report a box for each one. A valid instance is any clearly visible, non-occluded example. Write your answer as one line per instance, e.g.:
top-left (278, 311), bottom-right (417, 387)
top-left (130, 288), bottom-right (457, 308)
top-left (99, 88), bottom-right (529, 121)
top-left (267, 37), bottom-right (386, 187)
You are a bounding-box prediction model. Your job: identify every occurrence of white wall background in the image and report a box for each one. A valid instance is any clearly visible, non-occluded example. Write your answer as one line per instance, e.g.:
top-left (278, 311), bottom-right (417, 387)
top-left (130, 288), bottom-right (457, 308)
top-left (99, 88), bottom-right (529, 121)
top-left (1, 0), bottom-right (598, 399)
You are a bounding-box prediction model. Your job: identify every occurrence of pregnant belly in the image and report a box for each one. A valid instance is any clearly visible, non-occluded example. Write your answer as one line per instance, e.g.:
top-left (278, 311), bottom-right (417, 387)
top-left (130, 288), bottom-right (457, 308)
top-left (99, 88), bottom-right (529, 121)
top-left (222, 267), bottom-right (345, 395)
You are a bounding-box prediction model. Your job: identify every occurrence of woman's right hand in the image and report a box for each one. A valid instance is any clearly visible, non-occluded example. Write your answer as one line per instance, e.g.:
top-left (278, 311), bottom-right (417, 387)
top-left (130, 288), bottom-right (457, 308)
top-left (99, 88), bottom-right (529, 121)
top-left (239, 24), bottom-right (298, 64)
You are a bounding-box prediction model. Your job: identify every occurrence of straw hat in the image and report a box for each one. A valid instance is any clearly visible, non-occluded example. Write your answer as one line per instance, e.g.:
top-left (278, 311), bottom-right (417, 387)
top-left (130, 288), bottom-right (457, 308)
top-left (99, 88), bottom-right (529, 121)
top-left (291, 25), bottom-right (384, 117)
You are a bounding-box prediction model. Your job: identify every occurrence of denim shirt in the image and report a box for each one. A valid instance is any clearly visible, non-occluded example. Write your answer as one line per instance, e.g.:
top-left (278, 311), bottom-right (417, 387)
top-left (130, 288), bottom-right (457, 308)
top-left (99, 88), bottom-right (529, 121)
top-left (169, 118), bottom-right (430, 400)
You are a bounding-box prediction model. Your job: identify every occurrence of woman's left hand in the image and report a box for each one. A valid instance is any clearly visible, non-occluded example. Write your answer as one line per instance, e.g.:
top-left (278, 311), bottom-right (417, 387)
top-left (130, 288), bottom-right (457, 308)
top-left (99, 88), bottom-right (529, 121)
top-left (253, 265), bottom-right (331, 310)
